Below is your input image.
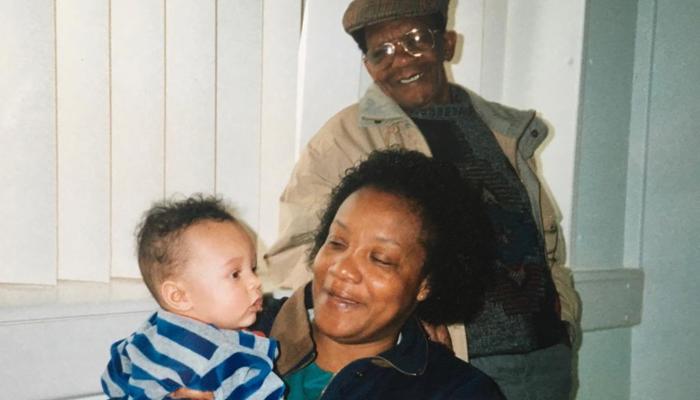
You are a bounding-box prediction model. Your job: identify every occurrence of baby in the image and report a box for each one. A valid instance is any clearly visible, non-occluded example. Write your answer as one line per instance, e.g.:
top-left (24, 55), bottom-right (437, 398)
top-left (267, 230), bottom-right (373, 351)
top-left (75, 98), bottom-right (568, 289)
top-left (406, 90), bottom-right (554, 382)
top-left (101, 196), bottom-right (284, 399)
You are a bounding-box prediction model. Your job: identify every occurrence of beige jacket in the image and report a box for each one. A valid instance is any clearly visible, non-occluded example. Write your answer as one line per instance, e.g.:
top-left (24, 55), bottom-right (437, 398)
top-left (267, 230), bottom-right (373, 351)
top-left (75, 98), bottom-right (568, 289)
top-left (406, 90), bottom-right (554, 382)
top-left (265, 84), bottom-right (581, 358)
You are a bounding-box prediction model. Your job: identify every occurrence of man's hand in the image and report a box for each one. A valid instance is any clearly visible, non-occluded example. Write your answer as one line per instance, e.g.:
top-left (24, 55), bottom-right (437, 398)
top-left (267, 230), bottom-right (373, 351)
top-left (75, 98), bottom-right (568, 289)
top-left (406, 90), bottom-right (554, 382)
top-left (421, 322), bottom-right (453, 350)
top-left (171, 388), bottom-right (214, 399)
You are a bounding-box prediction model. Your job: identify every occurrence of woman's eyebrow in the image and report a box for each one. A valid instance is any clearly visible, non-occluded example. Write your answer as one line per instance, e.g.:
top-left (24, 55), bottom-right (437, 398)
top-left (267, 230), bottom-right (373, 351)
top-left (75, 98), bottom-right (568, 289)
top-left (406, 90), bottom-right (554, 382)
top-left (331, 219), bottom-right (349, 230)
top-left (374, 235), bottom-right (401, 247)
top-left (334, 217), bottom-right (404, 246)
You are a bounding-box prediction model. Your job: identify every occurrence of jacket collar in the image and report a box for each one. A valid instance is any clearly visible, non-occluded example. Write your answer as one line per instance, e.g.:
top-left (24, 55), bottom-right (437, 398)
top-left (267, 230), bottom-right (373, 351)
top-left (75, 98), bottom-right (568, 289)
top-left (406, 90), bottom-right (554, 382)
top-left (270, 284), bottom-right (315, 375)
top-left (271, 282), bottom-right (430, 376)
top-left (358, 84), bottom-right (408, 125)
top-left (372, 314), bottom-right (430, 376)
top-left (357, 83), bottom-right (547, 157)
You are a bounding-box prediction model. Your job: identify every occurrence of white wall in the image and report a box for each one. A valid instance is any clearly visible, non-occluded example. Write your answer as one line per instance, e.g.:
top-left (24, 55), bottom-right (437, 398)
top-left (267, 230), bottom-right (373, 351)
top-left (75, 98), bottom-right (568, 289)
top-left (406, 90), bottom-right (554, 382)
top-left (629, 0), bottom-right (700, 399)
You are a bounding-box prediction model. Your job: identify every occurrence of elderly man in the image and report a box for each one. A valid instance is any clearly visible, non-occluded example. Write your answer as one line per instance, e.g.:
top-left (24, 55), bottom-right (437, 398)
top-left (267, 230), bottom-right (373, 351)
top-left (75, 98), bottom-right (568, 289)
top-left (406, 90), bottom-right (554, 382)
top-left (266, 1), bottom-right (580, 398)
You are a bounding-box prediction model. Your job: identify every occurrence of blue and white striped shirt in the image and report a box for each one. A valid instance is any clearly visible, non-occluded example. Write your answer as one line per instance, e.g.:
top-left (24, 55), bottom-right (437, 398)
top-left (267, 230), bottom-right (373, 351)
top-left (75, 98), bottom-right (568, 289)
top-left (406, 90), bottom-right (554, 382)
top-left (101, 310), bottom-right (285, 399)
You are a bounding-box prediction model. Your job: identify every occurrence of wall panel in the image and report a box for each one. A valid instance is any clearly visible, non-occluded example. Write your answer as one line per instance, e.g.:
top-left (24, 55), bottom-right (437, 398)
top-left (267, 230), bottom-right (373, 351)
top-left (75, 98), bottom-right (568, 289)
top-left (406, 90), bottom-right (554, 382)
top-left (56, 0), bottom-right (111, 281)
top-left (449, 0), bottom-right (485, 93)
top-left (216, 0), bottom-right (263, 233)
top-left (0, 0), bottom-right (57, 284)
top-left (631, 1), bottom-right (700, 398)
top-left (477, 0), bottom-right (508, 101)
top-left (0, 303), bottom-right (153, 398)
top-left (570, 0), bottom-right (637, 269)
top-left (111, 0), bottom-right (165, 278)
top-left (296, 0), bottom-right (360, 149)
top-left (164, 0), bottom-right (216, 197)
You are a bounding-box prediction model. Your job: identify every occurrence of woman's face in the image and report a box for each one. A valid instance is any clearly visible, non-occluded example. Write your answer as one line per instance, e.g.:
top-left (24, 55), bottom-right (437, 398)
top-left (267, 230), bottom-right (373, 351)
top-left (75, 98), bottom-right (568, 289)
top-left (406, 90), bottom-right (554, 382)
top-left (312, 187), bottom-right (429, 345)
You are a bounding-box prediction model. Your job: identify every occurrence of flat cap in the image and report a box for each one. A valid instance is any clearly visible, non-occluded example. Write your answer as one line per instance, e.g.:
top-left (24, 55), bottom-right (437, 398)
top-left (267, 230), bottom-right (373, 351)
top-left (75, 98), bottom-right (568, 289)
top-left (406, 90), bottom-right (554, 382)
top-left (342, 0), bottom-right (450, 34)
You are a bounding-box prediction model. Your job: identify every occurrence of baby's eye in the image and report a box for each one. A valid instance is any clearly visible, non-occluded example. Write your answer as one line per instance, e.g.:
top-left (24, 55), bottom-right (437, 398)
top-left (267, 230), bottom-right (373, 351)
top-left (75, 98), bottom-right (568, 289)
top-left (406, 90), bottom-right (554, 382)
top-left (231, 271), bottom-right (241, 279)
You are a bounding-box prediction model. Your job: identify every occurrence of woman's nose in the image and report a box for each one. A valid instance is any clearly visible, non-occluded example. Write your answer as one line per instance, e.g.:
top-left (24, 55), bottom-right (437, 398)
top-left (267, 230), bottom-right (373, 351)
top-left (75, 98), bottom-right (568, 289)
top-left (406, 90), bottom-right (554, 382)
top-left (329, 253), bottom-right (362, 283)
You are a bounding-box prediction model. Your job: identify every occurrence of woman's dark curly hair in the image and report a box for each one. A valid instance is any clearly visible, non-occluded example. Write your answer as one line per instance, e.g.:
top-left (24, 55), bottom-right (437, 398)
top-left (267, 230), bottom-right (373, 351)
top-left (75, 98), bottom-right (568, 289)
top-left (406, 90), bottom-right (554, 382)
top-left (308, 148), bottom-right (494, 325)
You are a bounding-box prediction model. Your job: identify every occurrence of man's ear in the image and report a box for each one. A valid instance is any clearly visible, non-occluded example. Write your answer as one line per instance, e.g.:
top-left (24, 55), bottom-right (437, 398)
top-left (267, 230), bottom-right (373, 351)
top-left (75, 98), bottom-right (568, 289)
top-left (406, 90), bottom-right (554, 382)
top-left (363, 56), bottom-right (380, 82)
top-left (160, 280), bottom-right (192, 312)
top-left (417, 278), bottom-right (431, 302)
top-left (442, 31), bottom-right (457, 62)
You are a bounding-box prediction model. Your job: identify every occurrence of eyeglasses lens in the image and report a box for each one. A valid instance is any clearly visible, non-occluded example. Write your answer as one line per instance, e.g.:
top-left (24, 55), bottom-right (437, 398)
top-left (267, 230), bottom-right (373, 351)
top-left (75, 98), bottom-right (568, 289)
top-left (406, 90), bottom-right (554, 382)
top-left (366, 29), bottom-right (436, 69)
top-left (367, 44), bottom-right (395, 67)
top-left (404, 30), bottom-right (434, 53)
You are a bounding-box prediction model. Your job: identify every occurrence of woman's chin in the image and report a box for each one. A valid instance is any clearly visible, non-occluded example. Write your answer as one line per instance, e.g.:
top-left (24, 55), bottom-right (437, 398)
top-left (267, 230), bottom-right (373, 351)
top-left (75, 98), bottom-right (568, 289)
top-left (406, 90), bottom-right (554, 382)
top-left (314, 307), bottom-right (364, 338)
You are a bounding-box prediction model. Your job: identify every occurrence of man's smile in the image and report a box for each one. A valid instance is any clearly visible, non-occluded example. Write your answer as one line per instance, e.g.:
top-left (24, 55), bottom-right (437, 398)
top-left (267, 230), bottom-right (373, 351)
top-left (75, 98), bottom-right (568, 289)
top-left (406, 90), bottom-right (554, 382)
top-left (399, 73), bottom-right (423, 84)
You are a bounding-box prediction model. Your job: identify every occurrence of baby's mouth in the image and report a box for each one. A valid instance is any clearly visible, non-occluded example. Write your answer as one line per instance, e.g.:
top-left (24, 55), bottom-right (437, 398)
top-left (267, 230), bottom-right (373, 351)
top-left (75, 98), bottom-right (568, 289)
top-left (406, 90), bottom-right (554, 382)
top-left (251, 297), bottom-right (263, 311)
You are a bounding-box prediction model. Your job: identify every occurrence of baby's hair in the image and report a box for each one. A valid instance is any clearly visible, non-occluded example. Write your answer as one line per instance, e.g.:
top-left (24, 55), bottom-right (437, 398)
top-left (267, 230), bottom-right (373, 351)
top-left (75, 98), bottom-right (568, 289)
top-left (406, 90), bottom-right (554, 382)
top-left (136, 194), bottom-right (236, 306)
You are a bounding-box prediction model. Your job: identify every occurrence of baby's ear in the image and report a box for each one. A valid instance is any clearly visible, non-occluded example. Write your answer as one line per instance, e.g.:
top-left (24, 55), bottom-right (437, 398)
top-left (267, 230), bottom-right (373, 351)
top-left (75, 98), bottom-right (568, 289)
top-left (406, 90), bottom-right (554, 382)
top-left (160, 280), bottom-right (192, 312)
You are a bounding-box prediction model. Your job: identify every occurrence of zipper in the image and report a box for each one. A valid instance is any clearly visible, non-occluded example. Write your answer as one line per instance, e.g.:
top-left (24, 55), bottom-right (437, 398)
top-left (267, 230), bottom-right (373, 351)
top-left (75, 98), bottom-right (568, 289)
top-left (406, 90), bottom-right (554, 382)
top-left (318, 355), bottom-right (418, 399)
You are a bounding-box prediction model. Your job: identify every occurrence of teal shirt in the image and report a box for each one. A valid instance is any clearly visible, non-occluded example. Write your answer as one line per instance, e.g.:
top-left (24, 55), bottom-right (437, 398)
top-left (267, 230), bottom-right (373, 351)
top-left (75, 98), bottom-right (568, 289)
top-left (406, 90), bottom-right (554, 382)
top-left (284, 362), bottom-right (334, 400)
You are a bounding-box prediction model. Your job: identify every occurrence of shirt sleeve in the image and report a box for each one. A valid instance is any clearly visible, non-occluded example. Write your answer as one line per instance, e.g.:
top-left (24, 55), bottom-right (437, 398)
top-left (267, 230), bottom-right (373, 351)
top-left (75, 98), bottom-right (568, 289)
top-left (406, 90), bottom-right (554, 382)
top-left (100, 339), bottom-right (130, 398)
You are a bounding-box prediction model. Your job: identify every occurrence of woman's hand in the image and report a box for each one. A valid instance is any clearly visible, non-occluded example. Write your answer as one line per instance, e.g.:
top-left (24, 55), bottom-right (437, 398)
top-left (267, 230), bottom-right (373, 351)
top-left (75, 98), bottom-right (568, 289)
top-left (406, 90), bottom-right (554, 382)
top-left (421, 321), bottom-right (453, 351)
top-left (171, 388), bottom-right (214, 399)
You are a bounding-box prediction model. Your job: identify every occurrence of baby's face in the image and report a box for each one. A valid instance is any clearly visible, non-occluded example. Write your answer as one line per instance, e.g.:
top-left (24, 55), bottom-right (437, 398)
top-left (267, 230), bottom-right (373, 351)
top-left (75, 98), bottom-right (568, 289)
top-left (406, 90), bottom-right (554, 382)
top-left (177, 220), bottom-right (262, 330)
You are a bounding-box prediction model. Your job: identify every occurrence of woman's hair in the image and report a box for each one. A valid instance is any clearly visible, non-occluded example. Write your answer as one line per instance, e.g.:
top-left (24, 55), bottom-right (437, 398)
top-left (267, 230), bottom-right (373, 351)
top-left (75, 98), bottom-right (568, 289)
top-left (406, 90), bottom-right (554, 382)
top-left (136, 194), bottom-right (236, 305)
top-left (308, 148), bottom-right (494, 325)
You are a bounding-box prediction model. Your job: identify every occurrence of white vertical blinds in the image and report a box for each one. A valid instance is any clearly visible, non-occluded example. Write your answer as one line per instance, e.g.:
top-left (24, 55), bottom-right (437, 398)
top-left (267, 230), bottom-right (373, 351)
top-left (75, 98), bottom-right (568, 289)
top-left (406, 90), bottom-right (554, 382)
top-left (164, 0), bottom-right (217, 198)
top-left (257, 0), bottom-right (302, 253)
top-left (56, 0), bottom-right (111, 282)
top-left (1, 0), bottom-right (492, 285)
top-left (111, 0), bottom-right (166, 278)
top-left (215, 0), bottom-right (264, 236)
top-left (0, 0), bottom-right (300, 284)
top-left (0, 0), bottom-right (58, 285)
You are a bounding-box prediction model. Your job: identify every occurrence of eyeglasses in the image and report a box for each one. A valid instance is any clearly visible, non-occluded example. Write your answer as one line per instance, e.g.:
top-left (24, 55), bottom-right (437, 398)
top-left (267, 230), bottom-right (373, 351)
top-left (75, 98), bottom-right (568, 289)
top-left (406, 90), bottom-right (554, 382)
top-left (365, 28), bottom-right (440, 70)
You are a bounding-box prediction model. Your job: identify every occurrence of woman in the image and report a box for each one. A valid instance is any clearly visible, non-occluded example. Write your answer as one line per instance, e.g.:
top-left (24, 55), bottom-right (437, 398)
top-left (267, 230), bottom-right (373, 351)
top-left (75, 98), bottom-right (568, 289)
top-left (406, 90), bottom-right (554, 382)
top-left (261, 148), bottom-right (503, 399)
top-left (179, 149), bottom-right (503, 399)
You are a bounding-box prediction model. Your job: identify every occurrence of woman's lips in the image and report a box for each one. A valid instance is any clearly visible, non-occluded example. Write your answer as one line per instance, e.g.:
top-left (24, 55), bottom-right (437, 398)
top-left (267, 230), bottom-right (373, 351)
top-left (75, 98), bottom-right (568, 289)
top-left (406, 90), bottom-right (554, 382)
top-left (326, 288), bottom-right (360, 309)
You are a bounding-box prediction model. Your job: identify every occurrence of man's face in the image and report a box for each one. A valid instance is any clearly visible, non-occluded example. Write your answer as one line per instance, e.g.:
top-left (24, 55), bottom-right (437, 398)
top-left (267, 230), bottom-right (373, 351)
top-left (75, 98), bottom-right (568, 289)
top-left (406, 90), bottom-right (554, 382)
top-left (363, 16), bottom-right (456, 111)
